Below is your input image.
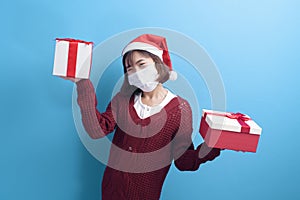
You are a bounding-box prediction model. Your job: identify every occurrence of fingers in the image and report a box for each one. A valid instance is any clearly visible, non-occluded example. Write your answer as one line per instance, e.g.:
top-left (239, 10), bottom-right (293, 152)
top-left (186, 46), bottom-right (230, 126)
top-left (205, 149), bottom-right (221, 161)
top-left (58, 76), bottom-right (81, 83)
top-left (198, 142), bottom-right (221, 161)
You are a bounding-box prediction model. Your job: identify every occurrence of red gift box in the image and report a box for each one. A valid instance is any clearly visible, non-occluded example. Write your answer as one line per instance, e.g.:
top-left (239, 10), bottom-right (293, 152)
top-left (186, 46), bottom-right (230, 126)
top-left (53, 38), bottom-right (93, 79)
top-left (199, 109), bottom-right (262, 152)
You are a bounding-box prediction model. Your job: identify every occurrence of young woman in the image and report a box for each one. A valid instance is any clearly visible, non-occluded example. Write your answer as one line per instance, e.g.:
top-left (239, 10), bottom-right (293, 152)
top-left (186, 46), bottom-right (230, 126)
top-left (68, 34), bottom-right (221, 200)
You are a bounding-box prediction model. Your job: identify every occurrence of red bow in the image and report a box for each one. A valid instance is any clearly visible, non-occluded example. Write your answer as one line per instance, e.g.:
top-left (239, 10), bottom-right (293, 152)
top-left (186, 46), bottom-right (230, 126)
top-left (226, 112), bottom-right (250, 121)
top-left (204, 111), bottom-right (251, 133)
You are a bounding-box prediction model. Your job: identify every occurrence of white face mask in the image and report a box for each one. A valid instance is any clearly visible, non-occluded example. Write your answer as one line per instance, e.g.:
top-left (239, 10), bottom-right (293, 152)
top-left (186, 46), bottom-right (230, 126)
top-left (127, 63), bottom-right (159, 92)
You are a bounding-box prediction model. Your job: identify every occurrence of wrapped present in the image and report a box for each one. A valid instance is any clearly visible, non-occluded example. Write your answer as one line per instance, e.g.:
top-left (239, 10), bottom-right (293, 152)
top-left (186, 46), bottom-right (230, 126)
top-left (199, 109), bottom-right (262, 152)
top-left (53, 38), bottom-right (93, 79)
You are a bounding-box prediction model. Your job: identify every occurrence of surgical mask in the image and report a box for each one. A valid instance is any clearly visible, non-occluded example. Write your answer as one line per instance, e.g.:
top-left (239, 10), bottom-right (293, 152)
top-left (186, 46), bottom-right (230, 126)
top-left (128, 63), bottom-right (159, 92)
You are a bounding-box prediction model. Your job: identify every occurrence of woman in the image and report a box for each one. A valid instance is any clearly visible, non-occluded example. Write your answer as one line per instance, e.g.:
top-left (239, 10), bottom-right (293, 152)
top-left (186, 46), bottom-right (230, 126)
top-left (69, 34), bottom-right (220, 200)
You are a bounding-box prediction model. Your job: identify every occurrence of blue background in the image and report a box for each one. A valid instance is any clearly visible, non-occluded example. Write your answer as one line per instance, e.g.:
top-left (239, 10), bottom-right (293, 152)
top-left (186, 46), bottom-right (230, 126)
top-left (1, 0), bottom-right (299, 199)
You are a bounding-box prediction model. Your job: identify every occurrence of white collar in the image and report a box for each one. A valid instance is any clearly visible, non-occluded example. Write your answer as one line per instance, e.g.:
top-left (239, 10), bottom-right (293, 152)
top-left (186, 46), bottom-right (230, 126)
top-left (133, 89), bottom-right (177, 119)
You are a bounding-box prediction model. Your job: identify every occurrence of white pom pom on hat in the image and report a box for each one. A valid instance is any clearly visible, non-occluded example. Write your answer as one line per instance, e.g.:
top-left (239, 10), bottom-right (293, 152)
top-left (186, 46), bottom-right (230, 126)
top-left (122, 34), bottom-right (177, 80)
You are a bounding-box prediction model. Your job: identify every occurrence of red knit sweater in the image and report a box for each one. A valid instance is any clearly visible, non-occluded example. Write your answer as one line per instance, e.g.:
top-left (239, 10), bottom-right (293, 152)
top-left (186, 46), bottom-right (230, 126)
top-left (76, 80), bottom-right (220, 200)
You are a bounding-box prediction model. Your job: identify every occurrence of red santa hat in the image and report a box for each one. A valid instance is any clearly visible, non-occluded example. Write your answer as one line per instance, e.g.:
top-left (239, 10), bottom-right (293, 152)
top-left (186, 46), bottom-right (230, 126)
top-left (122, 34), bottom-right (177, 80)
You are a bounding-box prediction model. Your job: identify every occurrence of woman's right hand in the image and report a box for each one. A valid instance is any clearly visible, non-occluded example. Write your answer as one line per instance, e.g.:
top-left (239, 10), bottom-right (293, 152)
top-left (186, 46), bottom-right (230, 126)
top-left (59, 76), bottom-right (81, 83)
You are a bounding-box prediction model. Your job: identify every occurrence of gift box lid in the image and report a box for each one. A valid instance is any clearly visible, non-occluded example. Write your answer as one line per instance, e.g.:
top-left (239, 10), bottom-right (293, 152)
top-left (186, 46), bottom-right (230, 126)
top-left (55, 38), bottom-right (93, 45)
top-left (202, 109), bottom-right (262, 135)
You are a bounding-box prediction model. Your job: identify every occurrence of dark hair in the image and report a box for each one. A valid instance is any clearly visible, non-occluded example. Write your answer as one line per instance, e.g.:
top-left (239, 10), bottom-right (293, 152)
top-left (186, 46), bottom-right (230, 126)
top-left (120, 50), bottom-right (170, 96)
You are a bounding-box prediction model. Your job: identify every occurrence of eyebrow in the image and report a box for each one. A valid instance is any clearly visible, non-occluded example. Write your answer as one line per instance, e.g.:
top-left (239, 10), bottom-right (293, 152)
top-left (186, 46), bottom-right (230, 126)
top-left (135, 59), bottom-right (145, 65)
top-left (126, 59), bottom-right (145, 68)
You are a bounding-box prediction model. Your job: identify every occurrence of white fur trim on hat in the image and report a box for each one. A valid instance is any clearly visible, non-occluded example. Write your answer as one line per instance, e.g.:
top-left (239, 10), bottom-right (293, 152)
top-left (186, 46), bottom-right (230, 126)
top-left (122, 42), bottom-right (163, 60)
top-left (169, 71), bottom-right (177, 81)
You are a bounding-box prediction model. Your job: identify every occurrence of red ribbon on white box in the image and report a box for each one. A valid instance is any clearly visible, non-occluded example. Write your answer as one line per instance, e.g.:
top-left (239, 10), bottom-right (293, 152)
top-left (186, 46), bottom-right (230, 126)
top-left (66, 41), bottom-right (78, 78)
top-left (204, 111), bottom-right (251, 133)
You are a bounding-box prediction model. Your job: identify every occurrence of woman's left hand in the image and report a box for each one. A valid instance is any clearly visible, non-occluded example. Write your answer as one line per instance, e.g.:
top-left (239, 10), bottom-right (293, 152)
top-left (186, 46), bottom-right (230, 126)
top-left (197, 142), bottom-right (221, 162)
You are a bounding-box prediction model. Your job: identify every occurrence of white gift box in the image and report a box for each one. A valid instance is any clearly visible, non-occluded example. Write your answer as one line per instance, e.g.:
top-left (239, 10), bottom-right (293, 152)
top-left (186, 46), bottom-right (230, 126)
top-left (53, 38), bottom-right (93, 79)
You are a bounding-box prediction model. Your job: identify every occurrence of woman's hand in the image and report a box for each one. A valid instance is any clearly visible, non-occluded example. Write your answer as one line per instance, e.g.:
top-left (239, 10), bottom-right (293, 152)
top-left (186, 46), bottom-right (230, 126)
top-left (59, 76), bottom-right (81, 83)
top-left (198, 142), bottom-right (221, 162)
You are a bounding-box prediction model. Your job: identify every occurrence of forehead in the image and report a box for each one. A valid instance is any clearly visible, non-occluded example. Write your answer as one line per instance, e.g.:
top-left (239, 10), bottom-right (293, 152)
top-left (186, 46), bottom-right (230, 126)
top-left (124, 51), bottom-right (152, 65)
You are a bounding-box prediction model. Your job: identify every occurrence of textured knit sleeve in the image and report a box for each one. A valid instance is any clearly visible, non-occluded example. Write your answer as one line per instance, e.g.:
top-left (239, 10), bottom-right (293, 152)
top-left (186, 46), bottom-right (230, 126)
top-left (172, 99), bottom-right (221, 171)
top-left (76, 79), bottom-right (117, 139)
